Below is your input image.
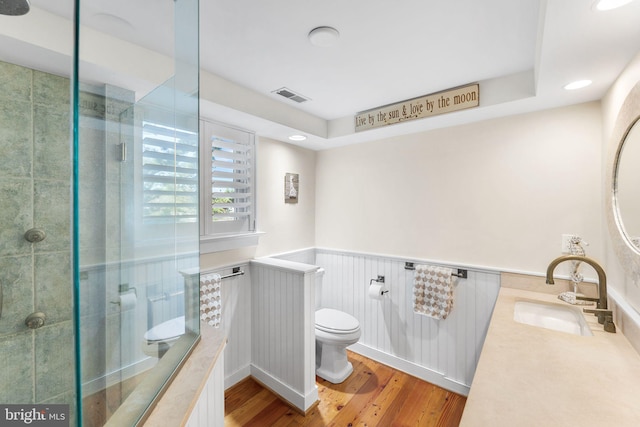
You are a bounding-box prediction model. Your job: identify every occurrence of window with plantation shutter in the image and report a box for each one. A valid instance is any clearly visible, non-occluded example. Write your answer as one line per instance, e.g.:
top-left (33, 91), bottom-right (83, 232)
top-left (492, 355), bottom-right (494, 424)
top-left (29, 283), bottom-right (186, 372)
top-left (142, 121), bottom-right (199, 224)
top-left (200, 120), bottom-right (256, 239)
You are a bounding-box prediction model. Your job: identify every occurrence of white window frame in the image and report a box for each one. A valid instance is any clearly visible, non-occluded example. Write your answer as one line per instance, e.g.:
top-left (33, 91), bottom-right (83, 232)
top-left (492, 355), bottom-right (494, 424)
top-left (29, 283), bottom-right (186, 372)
top-left (199, 120), bottom-right (261, 253)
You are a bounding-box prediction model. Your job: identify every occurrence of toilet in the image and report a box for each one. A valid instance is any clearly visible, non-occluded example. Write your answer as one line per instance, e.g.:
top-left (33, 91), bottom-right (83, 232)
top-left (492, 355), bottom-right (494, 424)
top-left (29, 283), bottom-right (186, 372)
top-left (315, 268), bottom-right (361, 384)
top-left (142, 315), bottom-right (185, 358)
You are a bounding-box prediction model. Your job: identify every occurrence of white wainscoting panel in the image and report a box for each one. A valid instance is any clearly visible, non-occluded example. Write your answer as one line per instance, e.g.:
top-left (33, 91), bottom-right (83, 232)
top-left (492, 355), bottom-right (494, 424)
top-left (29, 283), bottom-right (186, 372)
top-left (217, 249), bottom-right (500, 399)
top-left (250, 258), bottom-right (318, 412)
top-left (273, 247), bottom-right (317, 265)
top-left (200, 264), bottom-right (253, 389)
top-left (185, 347), bottom-right (225, 427)
top-left (315, 249), bottom-right (501, 394)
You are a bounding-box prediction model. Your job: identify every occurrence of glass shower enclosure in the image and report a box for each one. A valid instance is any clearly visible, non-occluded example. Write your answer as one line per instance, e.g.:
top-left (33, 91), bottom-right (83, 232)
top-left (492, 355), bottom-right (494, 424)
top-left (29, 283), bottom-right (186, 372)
top-left (0, 1), bottom-right (200, 425)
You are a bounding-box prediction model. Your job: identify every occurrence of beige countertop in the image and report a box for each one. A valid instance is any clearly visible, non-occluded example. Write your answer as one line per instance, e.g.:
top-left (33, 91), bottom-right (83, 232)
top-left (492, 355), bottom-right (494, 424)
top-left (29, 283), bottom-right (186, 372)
top-left (143, 322), bottom-right (226, 426)
top-left (460, 275), bottom-right (640, 427)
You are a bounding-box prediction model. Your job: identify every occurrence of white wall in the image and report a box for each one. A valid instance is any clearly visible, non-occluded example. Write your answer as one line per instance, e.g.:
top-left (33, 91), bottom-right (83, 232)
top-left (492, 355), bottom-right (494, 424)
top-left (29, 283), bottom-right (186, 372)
top-left (315, 103), bottom-right (603, 276)
top-left (254, 137), bottom-right (316, 257)
top-left (200, 136), bottom-right (316, 269)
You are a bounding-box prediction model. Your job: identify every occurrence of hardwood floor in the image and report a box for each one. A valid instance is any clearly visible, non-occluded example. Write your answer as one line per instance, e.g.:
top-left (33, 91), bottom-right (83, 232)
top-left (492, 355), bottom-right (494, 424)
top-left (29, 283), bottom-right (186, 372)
top-left (225, 351), bottom-right (467, 426)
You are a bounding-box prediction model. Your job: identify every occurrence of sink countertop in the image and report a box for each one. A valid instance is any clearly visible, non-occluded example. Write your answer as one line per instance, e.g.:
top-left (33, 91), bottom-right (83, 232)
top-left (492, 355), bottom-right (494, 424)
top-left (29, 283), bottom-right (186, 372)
top-left (460, 275), bottom-right (640, 427)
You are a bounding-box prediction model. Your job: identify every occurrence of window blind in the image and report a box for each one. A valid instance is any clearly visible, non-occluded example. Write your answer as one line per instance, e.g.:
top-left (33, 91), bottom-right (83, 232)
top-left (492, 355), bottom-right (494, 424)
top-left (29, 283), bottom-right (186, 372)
top-left (210, 135), bottom-right (253, 224)
top-left (142, 121), bottom-right (198, 223)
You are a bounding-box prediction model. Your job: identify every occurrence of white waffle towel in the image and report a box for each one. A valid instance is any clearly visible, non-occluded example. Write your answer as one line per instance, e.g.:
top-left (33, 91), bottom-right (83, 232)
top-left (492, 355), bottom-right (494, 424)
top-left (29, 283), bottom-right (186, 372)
top-left (200, 273), bottom-right (222, 328)
top-left (413, 265), bottom-right (454, 320)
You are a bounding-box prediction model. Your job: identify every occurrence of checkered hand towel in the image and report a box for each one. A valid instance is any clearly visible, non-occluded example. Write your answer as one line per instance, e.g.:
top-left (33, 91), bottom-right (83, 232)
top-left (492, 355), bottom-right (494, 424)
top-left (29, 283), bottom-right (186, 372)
top-left (200, 273), bottom-right (222, 328)
top-left (413, 265), bottom-right (454, 320)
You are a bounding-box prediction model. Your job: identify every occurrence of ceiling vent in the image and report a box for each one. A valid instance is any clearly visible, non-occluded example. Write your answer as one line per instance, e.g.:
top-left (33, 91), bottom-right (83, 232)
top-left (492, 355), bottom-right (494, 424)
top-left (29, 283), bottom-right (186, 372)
top-left (272, 87), bottom-right (310, 103)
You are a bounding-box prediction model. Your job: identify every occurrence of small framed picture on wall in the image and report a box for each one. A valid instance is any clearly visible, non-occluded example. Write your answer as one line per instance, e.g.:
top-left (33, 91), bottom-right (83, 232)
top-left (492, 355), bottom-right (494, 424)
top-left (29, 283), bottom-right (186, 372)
top-left (285, 173), bottom-right (299, 203)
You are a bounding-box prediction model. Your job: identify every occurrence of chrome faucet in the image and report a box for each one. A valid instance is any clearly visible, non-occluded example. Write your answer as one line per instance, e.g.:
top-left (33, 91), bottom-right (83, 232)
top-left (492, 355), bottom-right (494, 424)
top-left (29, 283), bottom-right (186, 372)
top-left (545, 255), bottom-right (616, 333)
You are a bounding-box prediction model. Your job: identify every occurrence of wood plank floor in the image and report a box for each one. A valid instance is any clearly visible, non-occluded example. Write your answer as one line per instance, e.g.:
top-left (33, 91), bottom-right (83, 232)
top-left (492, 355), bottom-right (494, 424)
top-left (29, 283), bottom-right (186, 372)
top-left (225, 351), bottom-right (467, 427)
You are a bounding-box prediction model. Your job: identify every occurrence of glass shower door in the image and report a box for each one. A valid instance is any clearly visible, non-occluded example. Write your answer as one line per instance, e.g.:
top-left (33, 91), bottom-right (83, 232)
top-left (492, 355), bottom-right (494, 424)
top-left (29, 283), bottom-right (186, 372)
top-left (74, 0), bottom-right (200, 425)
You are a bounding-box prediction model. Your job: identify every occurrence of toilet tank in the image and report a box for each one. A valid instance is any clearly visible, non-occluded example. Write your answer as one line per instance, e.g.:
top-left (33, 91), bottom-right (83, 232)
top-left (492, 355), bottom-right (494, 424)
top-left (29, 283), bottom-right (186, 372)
top-left (315, 267), bottom-right (325, 310)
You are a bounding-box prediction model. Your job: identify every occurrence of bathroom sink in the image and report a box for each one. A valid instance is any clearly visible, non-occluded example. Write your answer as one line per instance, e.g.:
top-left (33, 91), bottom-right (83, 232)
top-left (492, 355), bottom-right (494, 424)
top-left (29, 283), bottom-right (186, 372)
top-left (513, 300), bottom-right (593, 336)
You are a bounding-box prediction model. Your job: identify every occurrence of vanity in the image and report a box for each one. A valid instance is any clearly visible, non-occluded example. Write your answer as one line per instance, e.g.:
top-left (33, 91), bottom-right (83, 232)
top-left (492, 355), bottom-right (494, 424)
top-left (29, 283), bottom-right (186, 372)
top-left (459, 273), bottom-right (640, 426)
top-left (461, 78), bottom-right (640, 426)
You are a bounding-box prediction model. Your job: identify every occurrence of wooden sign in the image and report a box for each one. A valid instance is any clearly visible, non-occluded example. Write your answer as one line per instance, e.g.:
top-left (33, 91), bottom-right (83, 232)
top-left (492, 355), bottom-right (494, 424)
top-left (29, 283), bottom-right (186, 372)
top-left (354, 83), bottom-right (479, 132)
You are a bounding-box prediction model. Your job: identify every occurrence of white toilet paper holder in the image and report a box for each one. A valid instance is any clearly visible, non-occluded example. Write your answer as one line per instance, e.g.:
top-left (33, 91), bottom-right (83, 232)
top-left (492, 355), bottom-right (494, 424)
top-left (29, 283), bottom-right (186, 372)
top-left (110, 283), bottom-right (137, 306)
top-left (118, 283), bottom-right (137, 295)
top-left (369, 276), bottom-right (389, 294)
top-left (370, 275), bottom-right (385, 284)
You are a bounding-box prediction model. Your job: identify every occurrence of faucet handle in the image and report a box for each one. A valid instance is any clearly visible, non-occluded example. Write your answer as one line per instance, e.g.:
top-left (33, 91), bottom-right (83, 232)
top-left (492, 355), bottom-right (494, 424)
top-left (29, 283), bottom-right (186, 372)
top-left (583, 308), bottom-right (612, 314)
top-left (583, 308), bottom-right (614, 328)
top-left (576, 295), bottom-right (604, 309)
top-left (604, 315), bottom-right (616, 333)
top-left (576, 296), bottom-right (598, 303)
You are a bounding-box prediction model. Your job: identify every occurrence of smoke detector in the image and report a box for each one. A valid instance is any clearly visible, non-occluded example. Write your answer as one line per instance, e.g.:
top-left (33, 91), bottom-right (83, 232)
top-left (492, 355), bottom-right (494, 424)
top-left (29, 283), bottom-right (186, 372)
top-left (272, 87), bottom-right (311, 103)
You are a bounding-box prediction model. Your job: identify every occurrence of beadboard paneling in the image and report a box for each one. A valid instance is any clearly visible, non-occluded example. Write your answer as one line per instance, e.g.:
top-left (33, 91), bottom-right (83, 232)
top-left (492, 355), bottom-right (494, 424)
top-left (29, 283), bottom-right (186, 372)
top-left (185, 348), bottom-right (225, 427)
top-left (249, 258), bottom-right (318, 412)
top-left (200, 264), bottom-right (252, 389)
top-left (272, 247), bottom-right (316, 265)
top-left (315, 249), bottom-right (501, 393)
top-left (218, 250), bottom-right (500, 397)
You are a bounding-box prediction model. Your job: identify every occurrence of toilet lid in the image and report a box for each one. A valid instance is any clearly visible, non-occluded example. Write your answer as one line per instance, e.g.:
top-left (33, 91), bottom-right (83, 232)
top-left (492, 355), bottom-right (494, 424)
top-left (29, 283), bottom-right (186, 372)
top-left (315, 308), bottom-right (360, 334)
top-left (144, 316), bottom-right (185, 341)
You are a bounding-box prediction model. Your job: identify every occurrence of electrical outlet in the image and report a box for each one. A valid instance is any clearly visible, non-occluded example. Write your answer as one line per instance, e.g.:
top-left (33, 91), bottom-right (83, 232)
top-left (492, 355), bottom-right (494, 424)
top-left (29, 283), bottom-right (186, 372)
top-left (561, 234), bottom-right (577, 254)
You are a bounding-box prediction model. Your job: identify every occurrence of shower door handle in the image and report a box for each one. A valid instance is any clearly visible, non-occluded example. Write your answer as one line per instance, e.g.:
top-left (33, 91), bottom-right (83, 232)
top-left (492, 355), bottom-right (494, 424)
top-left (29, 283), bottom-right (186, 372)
top-left (0, 281), bottom-right (3, 318)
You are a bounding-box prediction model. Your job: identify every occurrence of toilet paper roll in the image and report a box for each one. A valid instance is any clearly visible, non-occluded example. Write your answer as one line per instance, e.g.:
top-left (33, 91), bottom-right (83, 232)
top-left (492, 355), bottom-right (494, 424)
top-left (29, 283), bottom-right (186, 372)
top-left (119, 292), bottom-right (137, 311)
top-left (368, 284), bottom-right (387, 300)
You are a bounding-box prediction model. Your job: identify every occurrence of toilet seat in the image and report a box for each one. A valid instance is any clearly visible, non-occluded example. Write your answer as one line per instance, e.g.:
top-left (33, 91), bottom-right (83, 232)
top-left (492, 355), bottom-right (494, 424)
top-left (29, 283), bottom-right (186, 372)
top-left (315, 308), bottom-right (360, 334)
top-left (144, 316), bottom-right (185, 342)
top-left (142, 316), bottom-right (185, 359)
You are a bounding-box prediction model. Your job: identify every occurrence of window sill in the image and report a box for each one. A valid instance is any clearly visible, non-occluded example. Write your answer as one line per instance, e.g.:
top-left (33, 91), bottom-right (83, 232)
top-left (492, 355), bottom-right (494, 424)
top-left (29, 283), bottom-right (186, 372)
top-left (200, 231), bottom-right (265, 254)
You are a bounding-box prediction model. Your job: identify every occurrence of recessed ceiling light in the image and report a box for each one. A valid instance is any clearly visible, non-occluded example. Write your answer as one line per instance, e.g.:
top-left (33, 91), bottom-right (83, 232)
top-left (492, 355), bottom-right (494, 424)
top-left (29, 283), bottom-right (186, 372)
top-left (564, 80), bottom-right (593, 90)
top-left (308, 26), bottom-right (340, 47)
top-left (594, 0), bottom-right (634, 11)
top-left (289, 134), bottom-right (307, 141)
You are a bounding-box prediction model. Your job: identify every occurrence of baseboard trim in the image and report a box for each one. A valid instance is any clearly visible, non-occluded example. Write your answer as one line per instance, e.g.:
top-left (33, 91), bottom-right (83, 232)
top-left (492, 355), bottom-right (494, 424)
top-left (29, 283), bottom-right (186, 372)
top-left (249, 364), bottom-right (319, 413)
top-left (349, 342), bottom-right (470, 396)
top-left (224, 365), bottom-right (251, 390)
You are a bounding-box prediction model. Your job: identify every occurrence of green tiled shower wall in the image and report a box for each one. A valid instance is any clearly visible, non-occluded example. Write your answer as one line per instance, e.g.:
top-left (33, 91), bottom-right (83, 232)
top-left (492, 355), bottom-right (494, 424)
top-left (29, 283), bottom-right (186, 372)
top-left (0, 60), bottom-right (74, 406)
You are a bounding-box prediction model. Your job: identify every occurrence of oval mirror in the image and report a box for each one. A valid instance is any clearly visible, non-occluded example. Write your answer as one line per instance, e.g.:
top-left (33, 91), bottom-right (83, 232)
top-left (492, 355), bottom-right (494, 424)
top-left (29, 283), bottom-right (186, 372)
top-left (614, 116), bottom-right (640, 253)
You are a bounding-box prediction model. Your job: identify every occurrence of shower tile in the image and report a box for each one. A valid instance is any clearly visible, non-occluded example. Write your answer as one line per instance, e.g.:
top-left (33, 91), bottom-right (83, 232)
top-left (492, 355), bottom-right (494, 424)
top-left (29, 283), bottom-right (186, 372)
top-left (0, 331), bottom-right (34, 403)
top-left (104, 86), bottom-right (134, 181)
top-left (33, 70), bottom-right (70, 107)
top-left (0, 60), bottom-right (32, 102)
top-left (0, 100), bottom-right (33, 178)
top-left (34, 252), bottom-right (72, 324)
top-left (40, 389), bottom-right (77, 426)
top-left (79, 313), bottom-right (106, 383)
top-left (34, 104), bottom-right (71, 181)
top-left (104, 180), bottom-right (121, 263)
top-left (78, 90), bottom-right (106, 120)
top-left (78, 267), bottom-right (107, 320)
top-left (0, 255), bottom-right (34, 336)
top-left (0, 180), bottom-right (33, 256)
top-left (34, 180), bottom-right (71, 253)
top-left (35, 321), bottom-right (74, 402)
top-left (77, 180), bottom-right (107, 265)
top-left (77, 125), bottom-right (107, 184)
